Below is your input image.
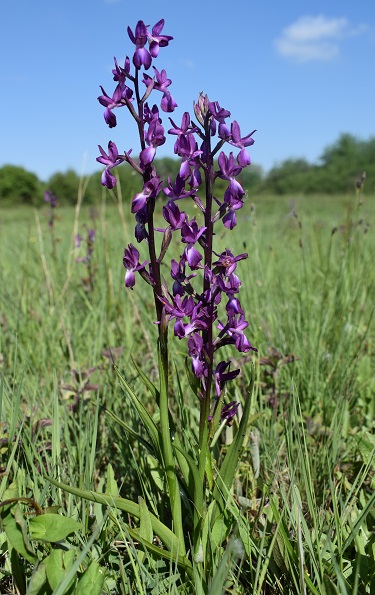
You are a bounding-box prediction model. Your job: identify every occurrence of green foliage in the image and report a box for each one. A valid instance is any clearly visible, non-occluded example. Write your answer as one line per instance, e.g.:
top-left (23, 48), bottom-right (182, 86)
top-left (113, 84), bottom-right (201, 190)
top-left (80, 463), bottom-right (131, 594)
top-left (0, 191), bottom-right (374, 593)
top-left (0, 164), bottom-right (42, 205)
top-left (258, 133), bottom-right (375, 195)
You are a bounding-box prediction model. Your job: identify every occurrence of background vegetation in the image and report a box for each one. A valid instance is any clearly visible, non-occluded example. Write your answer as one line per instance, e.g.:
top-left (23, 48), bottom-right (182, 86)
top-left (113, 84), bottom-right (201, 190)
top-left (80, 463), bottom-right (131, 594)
top-left (0, 155), bottom-right (374, 592)
top-left (1, 133), bottom-right (374, 206)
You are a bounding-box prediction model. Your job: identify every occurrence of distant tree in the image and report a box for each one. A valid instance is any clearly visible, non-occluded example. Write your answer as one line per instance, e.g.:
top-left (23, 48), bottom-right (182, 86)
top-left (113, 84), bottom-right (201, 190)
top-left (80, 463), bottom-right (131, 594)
top-left (154, 157), bottom-right (180, 183)
top-left (262, 158), bottom-right (312, 194)
top-left (239, 164), bottom-right (264, 192)
top-left (318, 133), bottom-right (375, 193)
top-left (0, 164), bottom-right (41, 205)
top-left (257, 133), bottom-right (375, 195)
top-left (47, 169), bottom-right (82, 205)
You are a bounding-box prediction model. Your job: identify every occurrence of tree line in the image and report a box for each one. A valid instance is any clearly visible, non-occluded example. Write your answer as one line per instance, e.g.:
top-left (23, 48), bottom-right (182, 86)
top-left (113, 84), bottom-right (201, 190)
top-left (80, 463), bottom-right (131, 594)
top-left (0, 133), bottom-right (373, 206)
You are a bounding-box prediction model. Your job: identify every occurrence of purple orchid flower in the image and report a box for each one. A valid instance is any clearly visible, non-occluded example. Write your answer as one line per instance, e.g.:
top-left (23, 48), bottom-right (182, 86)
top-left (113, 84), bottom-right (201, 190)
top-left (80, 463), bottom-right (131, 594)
top-left (143, 67), bottom-right (177, 113)
top-left (220, 401), bottom-right (240, 421)
top-left (213, 249), bottom-right (248, 276)
top-left (147, 19), bottom-right (173, 57)
top-left (229, 121), bottom-right (256, 166)
top-left (188, 333), bottom-right (205, 378)
top-left (112, 56), bottom-right (131, 84)
top-left (214, 361), bottom-right (240, 397)
top-left (131, 176), bottom-right (163, 213)
top-left (163, 174), bottom-right (197, 201)
top-left (162, 201), bottom-right (187, 230)
top-left (181, 218), bottom-right (206, 269)
top-left (127, 20), bottom-right (152, 69)
top-left (123, 244), bottom-right (149, 289)
top-left (96, 141), bottom-right (124, 189)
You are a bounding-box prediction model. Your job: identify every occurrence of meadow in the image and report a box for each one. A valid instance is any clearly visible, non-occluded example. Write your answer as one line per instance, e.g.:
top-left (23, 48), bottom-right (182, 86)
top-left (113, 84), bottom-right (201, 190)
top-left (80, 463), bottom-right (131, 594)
top-left (0, 188), bottom-right (374, 594)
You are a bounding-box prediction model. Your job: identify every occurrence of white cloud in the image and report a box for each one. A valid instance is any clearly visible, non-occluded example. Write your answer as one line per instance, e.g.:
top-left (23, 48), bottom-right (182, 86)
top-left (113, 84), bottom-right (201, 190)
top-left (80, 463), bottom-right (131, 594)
top-left (275, 15), bottom-right (366, 62)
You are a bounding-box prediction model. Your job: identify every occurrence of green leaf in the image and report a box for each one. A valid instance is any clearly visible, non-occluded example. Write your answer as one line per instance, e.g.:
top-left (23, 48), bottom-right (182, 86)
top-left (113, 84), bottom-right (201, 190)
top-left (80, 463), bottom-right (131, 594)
top-left (357, 432), bottom-right (375, 468)
top-left (212, 377), bottom-right (255, 512)
top-left (75, 561), bottom-right (106, 595)
top-left (0, 504), bottom-right (36, 563)
top-left (105, 463), bottom-right (119, 497)
top-left (27, 559), bottom-right (48, 595)
top-left (172, 441), bottom-right (201, 506)
top-left (29, 514), bottom-right (82, 542)
top-left (139, 497), bottom-right (153, 544)
top-left (105, 408), bottom-right (157, 458)
top-left (127, 526), bottom-right (193, 576)
top-left (46, 548), bottom-right (76, 591)
top-left (138, 496), bottom-right (153, 565)
top-left (115, 367), bottom-right (162, 460)
top-left (44, 476), bottom-right (182, 555)
top-left (131, 356), bottom-right (160, 403)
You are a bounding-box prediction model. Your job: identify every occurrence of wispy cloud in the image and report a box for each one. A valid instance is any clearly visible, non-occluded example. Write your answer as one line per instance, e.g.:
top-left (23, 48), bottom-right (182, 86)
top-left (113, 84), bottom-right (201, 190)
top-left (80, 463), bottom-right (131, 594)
top-left (275, 15), bottom-right (367, 62)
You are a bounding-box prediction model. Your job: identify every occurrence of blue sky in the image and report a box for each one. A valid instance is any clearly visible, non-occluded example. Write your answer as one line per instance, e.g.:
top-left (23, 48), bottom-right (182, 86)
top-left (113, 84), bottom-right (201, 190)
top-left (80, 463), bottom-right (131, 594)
top-left (1, 0), bottom-right (374, 181)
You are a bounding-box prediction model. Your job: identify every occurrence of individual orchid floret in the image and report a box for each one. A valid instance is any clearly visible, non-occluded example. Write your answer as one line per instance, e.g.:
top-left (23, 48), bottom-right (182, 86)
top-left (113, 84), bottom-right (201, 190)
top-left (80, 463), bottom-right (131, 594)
top-left (188, 333), bottom-right (205, 378)
top-left (217, 272), bottom-right (241, 296)
top-left (226, 295), bottom-right (244, 317)
top-left (181, 218), bottom-right (206, 245)
top-left (229, 121), bottom-right (256, 165)
top-left (147, 19), bottom-right (173, 57)
top-left (208, 101), bottom-right (231, 123)
top-left (96, 141), bottom-right (124, 189)
top-left (214, 361), bottom-right (240, 397)
top-left (213, 249), bottom-right (248, 277)
top-left (230, 121), bottom-right (256, 149)
top-left (163, 174), bottom-right (197, 201)
top-left (135, 206), bottom-right (148, 243)
top-left (181, 218), bottom-right (206, 269)
top-left (217, 152), bottom-right (242, 181)
top-left (174, 133), bottom-right (203, 163)
top-left (217, 313), bottom-right (257, 353)
top-left (168, 112), bottom-right (197, 136)
top-left (112, 56), bottom-right (131, 85)
top-left (131, 176), bottom-right (163, 213)
top-left (221, 179), bottom-right (246, 229)
top-left (123, 243), bottom-right (149, 289)
top-left (220, 401), bottom-right (240, 421)
top-left (127, 20), bottom-right (152, 69)
top-left (143, 67), bottom-right (177, 113)
top-left (170, 256), bottom-right (196, 296)
top-left (140, 116), bottom-right (166, 169)
top-left (98, 84), bottom-right (133, 128)
top-left (162, 201), bottom-right (187, 230)
top-left (144, 115), bottom-right (166, 148)
top-left (174, 303), bottom-right (208, 339)
top-left (143, 103), bottom-right (161, 125)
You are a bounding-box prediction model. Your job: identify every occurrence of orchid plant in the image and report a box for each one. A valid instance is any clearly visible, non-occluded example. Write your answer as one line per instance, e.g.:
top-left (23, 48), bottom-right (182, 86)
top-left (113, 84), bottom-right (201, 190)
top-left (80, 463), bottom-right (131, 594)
top-left (50, 18), bottom-right (257, 590)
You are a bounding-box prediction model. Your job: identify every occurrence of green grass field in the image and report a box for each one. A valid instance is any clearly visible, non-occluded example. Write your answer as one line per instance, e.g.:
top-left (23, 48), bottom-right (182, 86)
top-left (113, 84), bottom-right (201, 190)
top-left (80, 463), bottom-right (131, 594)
top-left (0, 190), bottom-right (374, 594)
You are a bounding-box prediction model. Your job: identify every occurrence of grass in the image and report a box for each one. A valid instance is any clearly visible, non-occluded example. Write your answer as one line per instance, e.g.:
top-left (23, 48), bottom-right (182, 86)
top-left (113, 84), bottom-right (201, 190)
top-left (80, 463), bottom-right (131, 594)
top-left (0, 189), bottom-right (374, 593)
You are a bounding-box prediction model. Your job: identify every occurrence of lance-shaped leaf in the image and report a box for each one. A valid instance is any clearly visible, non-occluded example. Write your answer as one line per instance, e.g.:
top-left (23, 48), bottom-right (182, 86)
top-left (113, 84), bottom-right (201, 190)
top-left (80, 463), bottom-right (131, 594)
top-left (44, 476), bottom-right (189, 567)
top-left (115, 366), bottom-right (162, 460)
top-left (212, 376), bottom-right (255, 514)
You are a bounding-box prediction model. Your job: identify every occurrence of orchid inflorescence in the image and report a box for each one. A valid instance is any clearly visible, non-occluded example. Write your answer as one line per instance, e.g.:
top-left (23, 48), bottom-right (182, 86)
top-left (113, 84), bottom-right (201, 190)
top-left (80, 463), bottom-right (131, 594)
top-left (97, 18), bottom-right (257, 424)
